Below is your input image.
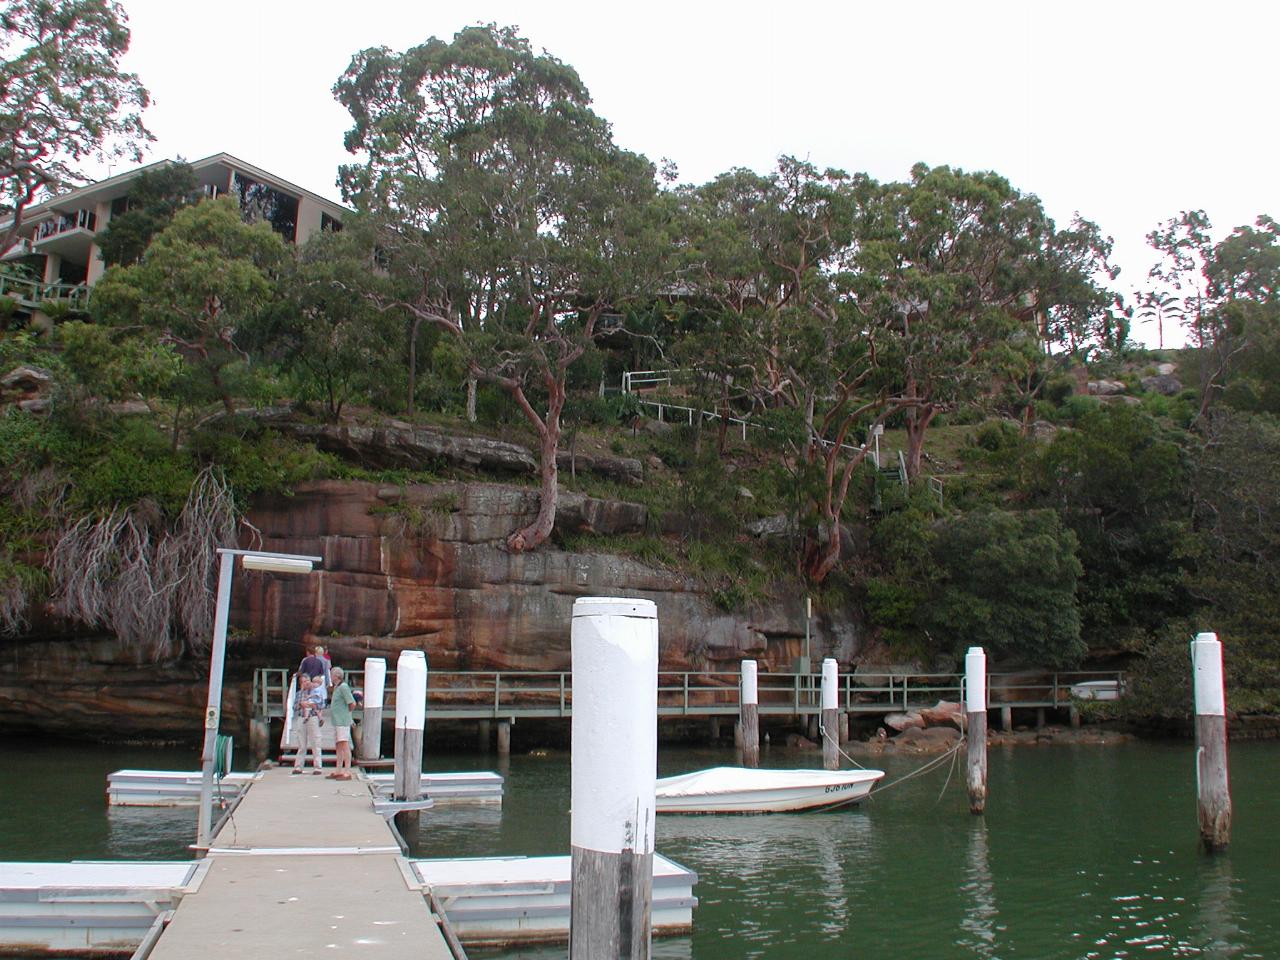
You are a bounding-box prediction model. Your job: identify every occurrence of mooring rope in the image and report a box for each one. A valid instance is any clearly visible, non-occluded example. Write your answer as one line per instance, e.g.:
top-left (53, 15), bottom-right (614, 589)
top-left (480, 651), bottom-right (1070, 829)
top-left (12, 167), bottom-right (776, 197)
top-left (818, 718), bottom-right (968, 798)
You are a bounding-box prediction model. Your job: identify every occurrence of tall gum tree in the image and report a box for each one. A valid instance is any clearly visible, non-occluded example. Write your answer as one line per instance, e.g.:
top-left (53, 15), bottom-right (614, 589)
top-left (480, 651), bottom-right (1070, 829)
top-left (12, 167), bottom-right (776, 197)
top-left (680, 159), bottom-right (888, 583)
top-left (0, 0), bottom-right (150, 252)
top-left (334, 24), bottom-right (664, 552)
top-left (92, 197), bottom-right (287, 416)
top-left (853, 164), bottom-right (1113, 479)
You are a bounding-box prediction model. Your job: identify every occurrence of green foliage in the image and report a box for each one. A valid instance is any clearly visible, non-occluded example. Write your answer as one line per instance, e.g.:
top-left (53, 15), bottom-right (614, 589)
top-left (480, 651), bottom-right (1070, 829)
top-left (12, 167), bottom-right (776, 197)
top-left (925, 508), bottom-right (1084, 667)
top-left (95, 161), bottom-right (198, 266)
top-left (264, 230), bottom-right (400, 420)
top-left (1030, 404), bottom-right (1195, 650)
top-left (58, 320), bottom-right (180, 400)
top-left (92, 197), bottom-right (287, 415)
top-left (0, 0), bottom-right (151, 251)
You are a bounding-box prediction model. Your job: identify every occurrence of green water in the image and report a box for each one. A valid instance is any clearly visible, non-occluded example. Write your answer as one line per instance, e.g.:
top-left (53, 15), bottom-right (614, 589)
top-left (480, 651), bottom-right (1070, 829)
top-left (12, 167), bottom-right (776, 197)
top-left (3, 739), bottom-right (1279, 958)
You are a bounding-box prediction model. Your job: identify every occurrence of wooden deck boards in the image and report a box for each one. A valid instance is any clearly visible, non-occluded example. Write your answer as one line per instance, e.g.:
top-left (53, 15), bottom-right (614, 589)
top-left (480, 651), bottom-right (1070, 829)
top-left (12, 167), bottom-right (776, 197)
top-left (148, 768), bottom-right (451, 960)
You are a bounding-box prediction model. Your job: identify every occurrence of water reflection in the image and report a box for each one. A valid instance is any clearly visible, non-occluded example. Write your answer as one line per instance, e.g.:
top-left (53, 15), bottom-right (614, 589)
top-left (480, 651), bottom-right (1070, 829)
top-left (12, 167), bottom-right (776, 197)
top-left (957, 819), bottom-right (999, 957)
top-left (1196, 858), bottom-right (1243, 959)
top-left (105, 806), bottom-right (196, 860)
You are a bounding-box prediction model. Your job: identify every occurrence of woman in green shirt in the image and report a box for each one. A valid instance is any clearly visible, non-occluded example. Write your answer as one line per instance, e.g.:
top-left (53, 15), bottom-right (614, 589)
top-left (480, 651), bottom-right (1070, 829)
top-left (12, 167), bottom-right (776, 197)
top-left (327, 666), bottom-right (358, 781)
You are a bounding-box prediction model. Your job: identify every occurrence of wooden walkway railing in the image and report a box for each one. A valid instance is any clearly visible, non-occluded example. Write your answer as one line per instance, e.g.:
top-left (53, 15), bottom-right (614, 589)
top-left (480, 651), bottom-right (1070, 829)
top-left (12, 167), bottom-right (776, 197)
top-left (254, 667), bottom-right (1124, 723)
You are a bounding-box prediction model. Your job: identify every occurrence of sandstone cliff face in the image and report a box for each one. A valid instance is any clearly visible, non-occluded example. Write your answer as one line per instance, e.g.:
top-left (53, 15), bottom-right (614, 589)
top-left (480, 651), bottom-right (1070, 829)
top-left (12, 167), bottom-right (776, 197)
top-left (0, 480), bottom-right (860, 742)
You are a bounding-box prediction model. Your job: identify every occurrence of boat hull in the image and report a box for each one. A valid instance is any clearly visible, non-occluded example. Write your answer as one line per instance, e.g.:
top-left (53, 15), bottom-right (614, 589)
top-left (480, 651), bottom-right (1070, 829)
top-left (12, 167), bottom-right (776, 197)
top-left (655, 768), bottom-right (883, 815)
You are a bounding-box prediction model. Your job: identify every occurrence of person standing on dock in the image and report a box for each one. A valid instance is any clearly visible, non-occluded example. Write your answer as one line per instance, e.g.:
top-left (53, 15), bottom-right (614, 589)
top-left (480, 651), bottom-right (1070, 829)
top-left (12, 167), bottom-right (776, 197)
top-left (298, 645), bottom-right (328, 686)
top-left (327, 666), bottom-right (357, 781)
top-left (292, 675), bottom-right (325, 775)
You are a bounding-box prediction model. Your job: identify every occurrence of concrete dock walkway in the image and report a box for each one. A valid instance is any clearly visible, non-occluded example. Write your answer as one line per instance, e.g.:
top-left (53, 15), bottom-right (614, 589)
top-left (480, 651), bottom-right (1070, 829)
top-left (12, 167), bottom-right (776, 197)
top-left (148, 767), bottom-right (451, 959)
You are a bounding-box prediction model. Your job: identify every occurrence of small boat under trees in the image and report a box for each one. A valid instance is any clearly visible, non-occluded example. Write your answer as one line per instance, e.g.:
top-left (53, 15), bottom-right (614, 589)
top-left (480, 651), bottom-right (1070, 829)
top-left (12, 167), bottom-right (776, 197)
top-left (655, 767), bottom-right (884, 814)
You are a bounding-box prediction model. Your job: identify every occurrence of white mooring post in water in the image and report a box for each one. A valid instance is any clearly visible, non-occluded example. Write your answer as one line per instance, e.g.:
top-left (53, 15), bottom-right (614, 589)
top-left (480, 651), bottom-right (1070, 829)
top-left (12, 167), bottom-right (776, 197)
top-left (1192, 632), bottom-right (1231, 852)
top-left (360, 657), bottom-right (386, 762)
top-left (394, 650), bottom-right (427, 834)
top-left (740, 659), bottom-right (760, 769)
top-left (570, 597), bottom-right (658, 960)
top-left (821, 658), bottom-right (840, 771)
top-left (966, 646), bottom-right (988, 815)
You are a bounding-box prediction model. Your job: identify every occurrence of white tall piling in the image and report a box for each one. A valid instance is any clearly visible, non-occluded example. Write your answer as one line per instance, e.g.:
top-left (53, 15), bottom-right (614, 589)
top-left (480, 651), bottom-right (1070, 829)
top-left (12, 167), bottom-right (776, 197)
top-left (570, 597), bottom-right (658, 960)
top-left (359, 657), bottom-right (387, 763)
top-left (1192, 632), bottom-right (1231, 852)
top-left (965, 646), bottom-right (988, 815)
top-left (821, 658), bottom-right (840, 771)
top-left (393, 650), bottom-right (427, 838)
top-left (740, 660), bottom-right (759, 769)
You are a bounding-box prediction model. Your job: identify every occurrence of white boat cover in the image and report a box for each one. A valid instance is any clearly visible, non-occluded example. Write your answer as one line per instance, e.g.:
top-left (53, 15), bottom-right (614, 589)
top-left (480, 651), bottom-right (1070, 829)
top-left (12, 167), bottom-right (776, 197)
top-left (655, 766), bottom-right (882, 798)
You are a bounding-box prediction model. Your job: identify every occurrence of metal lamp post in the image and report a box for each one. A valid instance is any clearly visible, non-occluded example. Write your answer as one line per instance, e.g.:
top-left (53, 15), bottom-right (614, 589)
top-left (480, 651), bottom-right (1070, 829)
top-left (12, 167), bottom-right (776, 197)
top-left (196, 548), bottom-right (322, 849)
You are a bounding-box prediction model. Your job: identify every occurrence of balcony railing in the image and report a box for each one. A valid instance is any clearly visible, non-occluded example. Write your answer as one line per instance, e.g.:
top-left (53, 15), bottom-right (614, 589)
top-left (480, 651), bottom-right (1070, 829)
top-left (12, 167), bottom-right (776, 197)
top-left (0, 274), bottom-right (90, 310)
top-left (33, 209), bottom-right (97, 242)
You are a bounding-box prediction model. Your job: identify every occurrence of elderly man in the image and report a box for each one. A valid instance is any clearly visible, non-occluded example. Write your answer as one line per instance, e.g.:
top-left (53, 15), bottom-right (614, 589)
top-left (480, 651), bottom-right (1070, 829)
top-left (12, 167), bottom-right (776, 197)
top-left (327, 666), bottom-right (358, 781)
top-left (291, 674), bottom-right (325, 775)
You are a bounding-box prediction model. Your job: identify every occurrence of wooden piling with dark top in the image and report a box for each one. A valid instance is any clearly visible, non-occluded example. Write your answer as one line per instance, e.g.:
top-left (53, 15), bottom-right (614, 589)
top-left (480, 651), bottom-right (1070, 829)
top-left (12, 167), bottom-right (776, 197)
top-left (393, 651), bottom-right (426, 835)
top-left (1192, 632), bottom-right (1231, 852)
top-left (966, 647), bottom-right (988, 815)
top-left (740, 660), bottom-right (759, 769)
top-left (360, 657), bottom-right (386, 764)
top-left (496, 719), bottom-right (511, 756)
top-left (821, 658), bottom-right (839, 771)
top-left (570, 597), bottom-right (658, 960)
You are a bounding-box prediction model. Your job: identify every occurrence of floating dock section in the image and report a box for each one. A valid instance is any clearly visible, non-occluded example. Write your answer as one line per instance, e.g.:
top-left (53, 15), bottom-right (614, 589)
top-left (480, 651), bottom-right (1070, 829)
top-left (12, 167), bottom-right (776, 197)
top-left (414, 854), bottom-right (697, 945)
top-left (107, 769), bottom-right (503, 806)
top-left (0, 860), bottom-right (201, 956)
top-left (9, 768), bottom-right (697, 956)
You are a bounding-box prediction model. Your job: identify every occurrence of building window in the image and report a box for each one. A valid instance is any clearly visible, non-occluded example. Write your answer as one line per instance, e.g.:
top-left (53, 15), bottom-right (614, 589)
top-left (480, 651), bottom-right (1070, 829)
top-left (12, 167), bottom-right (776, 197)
top-left (321, 212), bottom-right (343, 233)
top-left (231, 172), bottom-right (299, 242)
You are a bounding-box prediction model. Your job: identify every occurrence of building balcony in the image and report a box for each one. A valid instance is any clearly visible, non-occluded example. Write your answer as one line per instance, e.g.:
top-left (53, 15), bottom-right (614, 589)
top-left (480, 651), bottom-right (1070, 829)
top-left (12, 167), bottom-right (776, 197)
top-left (0, 274), bottom-right (90, 312)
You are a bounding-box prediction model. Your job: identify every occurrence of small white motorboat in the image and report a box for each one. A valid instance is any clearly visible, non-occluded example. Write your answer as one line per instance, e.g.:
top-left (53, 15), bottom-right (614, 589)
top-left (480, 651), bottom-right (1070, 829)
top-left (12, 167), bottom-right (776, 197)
top-left (1069, 679), bottom-right (1122, 701)
top-left (655, 766), bottom-right (884, 814)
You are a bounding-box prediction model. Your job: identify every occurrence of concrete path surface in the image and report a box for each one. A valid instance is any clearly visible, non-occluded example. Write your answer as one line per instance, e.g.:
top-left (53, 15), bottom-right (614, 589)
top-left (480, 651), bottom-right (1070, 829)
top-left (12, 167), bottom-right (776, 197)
top-left (147, 767), bottom-right (452, 960)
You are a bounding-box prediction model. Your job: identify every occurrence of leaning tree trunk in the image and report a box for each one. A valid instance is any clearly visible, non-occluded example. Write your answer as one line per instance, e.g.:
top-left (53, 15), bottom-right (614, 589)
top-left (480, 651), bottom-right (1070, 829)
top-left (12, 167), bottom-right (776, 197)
top-left (804, 514), bottom-right (842, 584)
top-left (507, 382), bottom-right (565, 553)
top-left (904, 405), bottom-right (936, 481)
top-left (406, 316), bottom-right (423, 415)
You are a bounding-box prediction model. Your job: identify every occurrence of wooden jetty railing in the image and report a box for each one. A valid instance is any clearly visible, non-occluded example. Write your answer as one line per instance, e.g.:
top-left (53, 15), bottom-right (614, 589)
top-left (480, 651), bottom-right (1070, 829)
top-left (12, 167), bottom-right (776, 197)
top-left (254, 667), bottom-right (1125, 722)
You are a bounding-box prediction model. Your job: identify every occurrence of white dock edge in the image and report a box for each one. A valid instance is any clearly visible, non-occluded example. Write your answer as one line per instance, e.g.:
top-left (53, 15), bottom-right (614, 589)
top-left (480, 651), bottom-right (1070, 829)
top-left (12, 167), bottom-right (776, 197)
top-left (413, 853), bottom-right (697, 946)
top-left (108, 769), bottom-right (503, 806)
top-left (0, 861), bottom-right (197, 956)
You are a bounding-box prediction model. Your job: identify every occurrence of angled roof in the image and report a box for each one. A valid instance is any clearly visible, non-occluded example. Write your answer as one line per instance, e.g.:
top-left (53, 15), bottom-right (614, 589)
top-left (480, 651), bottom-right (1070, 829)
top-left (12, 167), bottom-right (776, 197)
top-left (1, 152), bottom-right (349, 231)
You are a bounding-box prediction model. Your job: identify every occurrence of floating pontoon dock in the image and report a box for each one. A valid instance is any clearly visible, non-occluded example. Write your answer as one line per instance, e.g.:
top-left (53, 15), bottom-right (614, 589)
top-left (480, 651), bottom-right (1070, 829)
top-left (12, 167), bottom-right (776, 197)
top-left (11, 767), bottom-right (696, 956)
top-left (0, 860), bottom-right (200, 955)
top-left (106, 769), bottom-right (503, 806)
top-left (415, 853), bottom-right (698, 945)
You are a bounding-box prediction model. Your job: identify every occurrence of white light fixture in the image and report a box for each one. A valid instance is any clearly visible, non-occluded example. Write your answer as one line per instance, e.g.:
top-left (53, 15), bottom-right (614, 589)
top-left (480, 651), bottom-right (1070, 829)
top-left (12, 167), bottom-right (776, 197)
top-left (242, 555), bottom-right (314, 574)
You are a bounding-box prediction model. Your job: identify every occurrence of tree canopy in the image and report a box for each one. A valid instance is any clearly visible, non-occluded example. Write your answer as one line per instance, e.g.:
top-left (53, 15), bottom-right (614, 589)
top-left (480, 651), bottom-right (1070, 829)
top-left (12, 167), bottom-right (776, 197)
top-left (335, 23), bottom-right (664, 551)
top-left (0, 0), bottom-right (150, 251)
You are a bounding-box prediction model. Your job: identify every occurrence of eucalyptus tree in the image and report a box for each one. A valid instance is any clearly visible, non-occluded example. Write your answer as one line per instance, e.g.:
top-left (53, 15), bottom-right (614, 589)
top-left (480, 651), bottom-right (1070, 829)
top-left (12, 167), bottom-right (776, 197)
top-left (268, 229), bottom-right (400, 421)
top-left (1148, 211), bottom-right (1280, 421)
top-left (679, 158), bottom-right (889, 583)
top-left (95, 160), bottom-right (197, 267)
top-left (0, 0), bottom-right (150, 252)
top-left (334, 24), bottom-right (664, 552)
top-left (852, 164), bottom-right (1114, 478)
top-left (92, 197), bottom-right (287, 417)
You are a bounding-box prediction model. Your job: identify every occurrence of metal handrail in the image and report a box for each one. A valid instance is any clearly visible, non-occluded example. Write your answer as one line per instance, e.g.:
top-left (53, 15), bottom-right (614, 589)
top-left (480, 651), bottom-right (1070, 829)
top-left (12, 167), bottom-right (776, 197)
top-left (253, 667), bottom-right (1125, 719)
top-left (0, 274), bottom-right (90, 308)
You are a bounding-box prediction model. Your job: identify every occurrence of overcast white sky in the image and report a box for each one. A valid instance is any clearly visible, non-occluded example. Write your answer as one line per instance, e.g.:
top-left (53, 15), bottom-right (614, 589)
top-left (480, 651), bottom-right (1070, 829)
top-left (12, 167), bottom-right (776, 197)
top-left (107, 0), bottom-right (1280, 348)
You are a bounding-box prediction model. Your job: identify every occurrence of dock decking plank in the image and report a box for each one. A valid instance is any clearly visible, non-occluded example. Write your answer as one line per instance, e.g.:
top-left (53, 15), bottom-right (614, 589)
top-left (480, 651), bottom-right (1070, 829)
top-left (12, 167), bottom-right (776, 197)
top-left (147, 768), bottom-right (451, 960)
